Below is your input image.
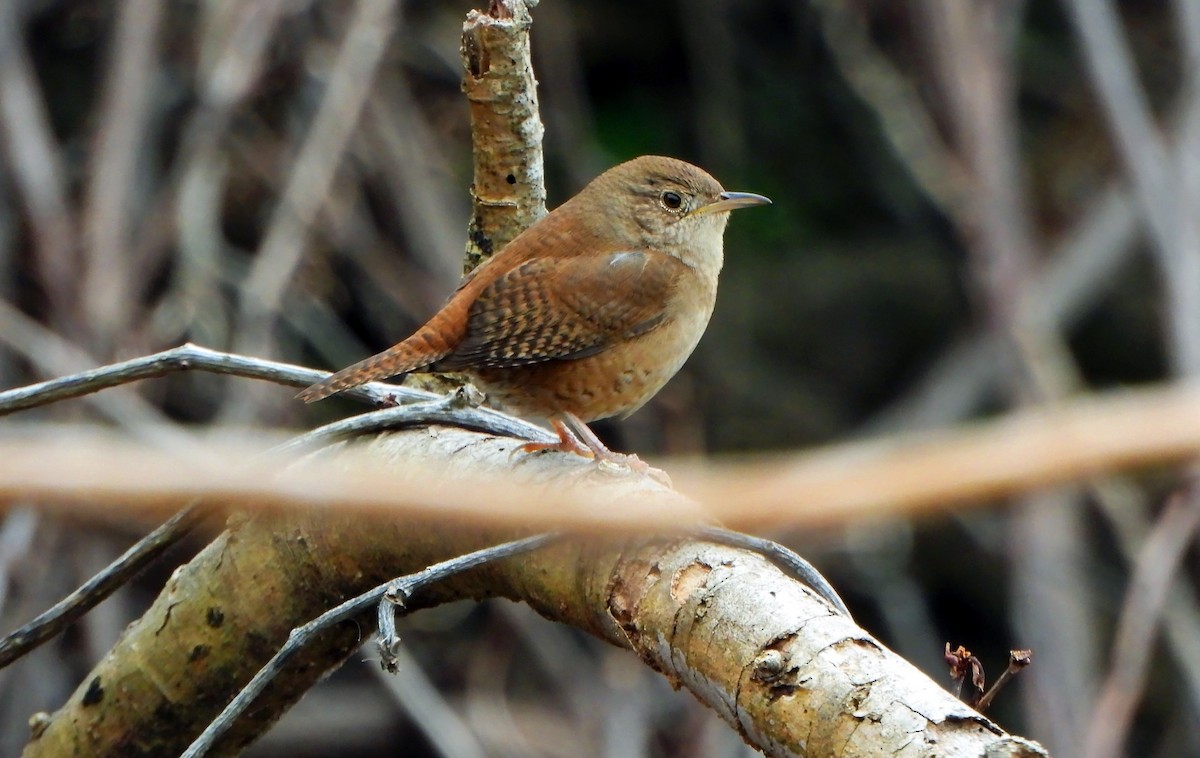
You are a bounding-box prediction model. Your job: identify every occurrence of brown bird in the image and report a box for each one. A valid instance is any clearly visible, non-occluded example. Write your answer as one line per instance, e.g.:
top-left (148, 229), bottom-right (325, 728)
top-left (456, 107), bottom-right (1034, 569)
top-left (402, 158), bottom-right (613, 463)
top-left (297, 155), bottom-right (769, 460)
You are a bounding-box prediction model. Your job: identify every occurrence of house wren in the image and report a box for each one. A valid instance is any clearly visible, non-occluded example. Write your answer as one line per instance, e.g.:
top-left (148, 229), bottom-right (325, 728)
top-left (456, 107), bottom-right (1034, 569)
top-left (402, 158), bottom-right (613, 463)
top-left (298, 155), bottom-right (769, 458)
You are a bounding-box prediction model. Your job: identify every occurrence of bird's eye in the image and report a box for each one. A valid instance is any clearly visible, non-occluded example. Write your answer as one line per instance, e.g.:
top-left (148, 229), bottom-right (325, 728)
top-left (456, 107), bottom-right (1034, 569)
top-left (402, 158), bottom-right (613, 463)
top-left (660, 191), bottom-right (684, 211)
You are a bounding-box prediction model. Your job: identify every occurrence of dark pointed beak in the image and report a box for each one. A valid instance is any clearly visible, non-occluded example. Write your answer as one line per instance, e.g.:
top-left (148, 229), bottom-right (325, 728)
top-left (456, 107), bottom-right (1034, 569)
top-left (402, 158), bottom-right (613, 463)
top-left (689, 191), bottom-right (772, 216)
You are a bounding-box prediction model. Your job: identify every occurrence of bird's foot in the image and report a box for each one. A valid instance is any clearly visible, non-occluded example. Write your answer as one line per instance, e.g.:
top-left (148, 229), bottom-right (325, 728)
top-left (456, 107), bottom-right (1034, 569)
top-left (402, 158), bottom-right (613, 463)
top-left (374, 393), bottom-right (402, 409)
top-left (595, 452), bottom-right (673, 488)
top-left (521, 415), bottom-right (672, 487)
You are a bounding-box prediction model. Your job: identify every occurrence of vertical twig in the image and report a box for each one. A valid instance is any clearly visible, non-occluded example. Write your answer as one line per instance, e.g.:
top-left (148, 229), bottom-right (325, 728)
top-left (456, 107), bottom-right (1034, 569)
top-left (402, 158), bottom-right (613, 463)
top-left (460, 0), bottom-right (547, 271)
top-left (231, 0), bottom-right (397, 363)
top-left (918, 4), bottom-right (1100, 751)
top-left (918, 0), bottom-right (1034, 338)
top-left (1063, 0), bottom-right (1200, 376)
top-left (166, 0), bottom-right (292, 352)
top-left (364, 91), bottom-right (465, 292)
top-left (369, 652), bottom-right (489, 758)
top-left (0, 3), bottom-right (79, 333)
top-left (81, 0), bottom-right (163, 352)
top-left (1173, 0), bottom-right (1200, 376)
top-left (806, 0), bottom-right (975, 226)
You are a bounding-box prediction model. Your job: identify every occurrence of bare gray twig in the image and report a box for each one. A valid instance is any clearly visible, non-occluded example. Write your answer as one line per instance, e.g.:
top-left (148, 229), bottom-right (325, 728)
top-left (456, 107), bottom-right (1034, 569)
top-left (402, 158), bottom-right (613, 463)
top-left (0, 360), bottom-right (555, 671)
top-left (0, 343), bottom-right (421, 417)
top-left (692, 525), bottom-right (849, 616)
top-left (806, 0), bottom-right (972, 223)
top-left (182, 533), bottom-right (561, 758)
top-left (368, 648), bottom-right (489, 758)
top-left (160, 1), bottom-right (293, 351)
top-left (275, 390), bottom-right (556, 454)
top-left (0, 504), bottom-right (205, 669)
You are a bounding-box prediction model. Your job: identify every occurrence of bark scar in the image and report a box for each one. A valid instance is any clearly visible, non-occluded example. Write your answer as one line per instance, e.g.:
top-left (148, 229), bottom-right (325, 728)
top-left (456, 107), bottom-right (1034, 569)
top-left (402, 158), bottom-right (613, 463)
top-left (669, 560), bottom-right (712, 604)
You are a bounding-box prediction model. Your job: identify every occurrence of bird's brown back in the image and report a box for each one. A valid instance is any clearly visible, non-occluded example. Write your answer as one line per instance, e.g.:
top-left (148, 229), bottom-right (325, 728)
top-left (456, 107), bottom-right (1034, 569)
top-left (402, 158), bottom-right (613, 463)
top-left (295, 180), bottom-right (612, 402)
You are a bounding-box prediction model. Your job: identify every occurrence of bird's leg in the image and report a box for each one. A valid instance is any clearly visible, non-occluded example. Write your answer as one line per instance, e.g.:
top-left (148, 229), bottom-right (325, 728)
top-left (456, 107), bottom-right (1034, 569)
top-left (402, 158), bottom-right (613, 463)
top-left (521, 415), bottom-right (595, 458)
top-left (558, 413), bottom-right (619, 459)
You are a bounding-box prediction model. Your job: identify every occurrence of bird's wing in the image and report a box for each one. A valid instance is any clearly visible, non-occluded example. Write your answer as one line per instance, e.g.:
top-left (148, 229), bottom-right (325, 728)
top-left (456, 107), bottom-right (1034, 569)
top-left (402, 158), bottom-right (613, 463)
top-left (437, 250), bottom-right (683, 369)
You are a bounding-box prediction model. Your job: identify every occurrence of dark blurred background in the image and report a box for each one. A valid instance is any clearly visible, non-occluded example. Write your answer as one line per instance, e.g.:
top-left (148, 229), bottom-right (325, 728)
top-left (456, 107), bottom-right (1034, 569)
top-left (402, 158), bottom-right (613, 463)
top-left (0, 0), bottom-right (1194, 756)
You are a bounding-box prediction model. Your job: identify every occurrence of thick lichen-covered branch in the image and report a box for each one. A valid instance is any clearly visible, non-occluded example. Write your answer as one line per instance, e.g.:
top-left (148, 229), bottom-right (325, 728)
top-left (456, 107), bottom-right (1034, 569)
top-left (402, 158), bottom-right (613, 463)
top-left (24, 428), bottom-right (1045, 757)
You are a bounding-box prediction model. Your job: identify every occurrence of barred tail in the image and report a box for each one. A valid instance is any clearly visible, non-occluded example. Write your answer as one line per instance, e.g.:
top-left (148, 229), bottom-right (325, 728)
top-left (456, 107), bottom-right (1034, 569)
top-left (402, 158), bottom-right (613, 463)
top-left (297, 312), bottom-right (464, 403)
top-left (295, 348), bottom-right (410, 403)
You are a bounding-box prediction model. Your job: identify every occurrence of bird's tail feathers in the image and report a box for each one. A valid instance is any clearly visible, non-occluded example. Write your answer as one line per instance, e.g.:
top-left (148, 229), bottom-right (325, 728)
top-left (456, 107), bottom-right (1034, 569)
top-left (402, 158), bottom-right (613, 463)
top-left (297, 307), bottom-right (466, 403)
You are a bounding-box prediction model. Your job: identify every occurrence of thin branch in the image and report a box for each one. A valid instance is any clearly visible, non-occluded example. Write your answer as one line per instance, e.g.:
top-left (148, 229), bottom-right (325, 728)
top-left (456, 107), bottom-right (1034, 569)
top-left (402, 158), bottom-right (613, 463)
top-left (0, 2), bottom-right (78, 328)
top-left (1092, 478), bottom-right (1200, 721)
top-left (1063, 0), bottom-right (1200, 375)
top-left (363, 88), bottom-right (464, 292)
top-left (1176, 0), bottom-right (1200, 76)
top-left (1061, 0), bottom-right (1176, 245)
top-left (0, 343), bottom-right (419, 416)
top-left (806, 0), bottom-right (973, 224)
top-left (277, 394), bottom-right (555, 453)
top-left (976, 649), bottom-right (1032, 713)
top-left (0, 356), bottom-right (556, 671)
top-left (368, 647), bottom-right (489, 758)
top-left (232, 0), bottom-right (397, 362)
top-left (920, 0), bottom-right (1035, 334)
top-left (80, 0), bottom-right (162, 346)
top-left (0, 508), bottom-right (38, 616)
top-left (0, 342), bottom-right (557, 451)
top-left (691, 525), bottom-right (849, 616)
top-left (1085, 483), bottom-right (1200, 758)
top-left (160, 1), bottom-right (292, 348)
top-left (0, 297), bottom-right (177, 437)
top-left (0, 503), bottom-right (206, 669)
top-left (182, 533), bottom-right (561, 758)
